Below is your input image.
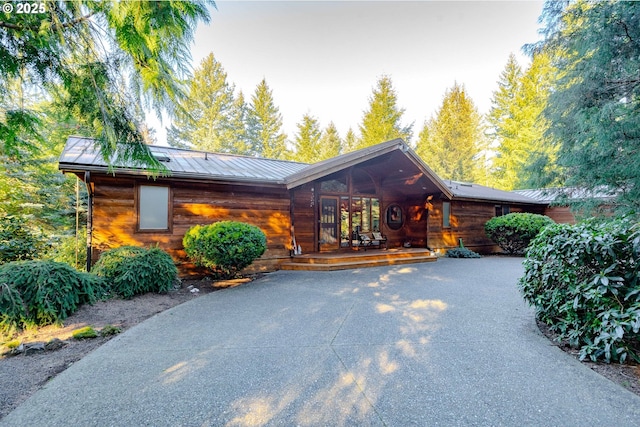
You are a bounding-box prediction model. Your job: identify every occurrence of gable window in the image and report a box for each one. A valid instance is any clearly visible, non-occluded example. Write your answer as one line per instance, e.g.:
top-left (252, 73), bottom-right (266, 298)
top-left (442, 201), bottom-right (451, 228)
top-left (138, 185), bottom-right (171, 231)
top-left (495, 205), bottom-right (510, 217)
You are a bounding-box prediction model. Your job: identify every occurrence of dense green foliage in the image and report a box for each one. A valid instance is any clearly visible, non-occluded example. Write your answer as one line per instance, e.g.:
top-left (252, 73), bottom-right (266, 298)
top-left (183, 221), bottom-right (267, 279)
top-left (445, 248), bottom-right (481, 259)
top-left (1, 0), bottom-right (213, 167)
top-left (536, 0), bottom-right (640, 215)
top-left (92, 246), bottom-right (178, 299)
top-left (519, 218), bottom-right (640, 363)
top-left (358, 76), bottom-right (413, 149)
top-left (0, 216), bottom-right (47, 264)
top-left (485, 213), bottom-right (554, 255)
top-left (0, 261), bottom-right (107, 334)
top-left (416, 83), bottom-right (486, 183)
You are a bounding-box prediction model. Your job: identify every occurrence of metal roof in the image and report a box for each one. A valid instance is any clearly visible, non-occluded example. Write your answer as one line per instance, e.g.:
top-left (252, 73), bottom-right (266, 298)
top-left (446, 181), bottom-right (544, 204)
top-left (59, 136), bottom-right (543, 205)
top-left (515, 187), bottom-right (617, 203)
top-left (59, 136), bottom-right (309, 184)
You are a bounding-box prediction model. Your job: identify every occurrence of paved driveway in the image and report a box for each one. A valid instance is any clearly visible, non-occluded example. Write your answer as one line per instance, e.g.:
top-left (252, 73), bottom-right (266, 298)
top-left (3, 257), bottom-right (640, 426)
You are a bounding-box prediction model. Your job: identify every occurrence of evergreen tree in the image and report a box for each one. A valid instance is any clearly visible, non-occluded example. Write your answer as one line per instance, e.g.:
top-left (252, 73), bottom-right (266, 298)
top-left (246, 79), bottom-right (288, 159)
top-left (167, 53), bottom-right (238, 153)
top-left (416, 83), bottom-right (484, 182)
top-left (343, 127), bottom-right (359, 153)
top-left (292, 113), bottom-right (322, 163)
top-left (318, 122), bottom-right (342, 161)
top-left (537, 0), bottom-right (640, 214)
top-left (488, 53), bottom-right (557, 190)
top-left (0, 1), bottom-right (212, 167)
top-left (358, 76), bottom-right (413, 148)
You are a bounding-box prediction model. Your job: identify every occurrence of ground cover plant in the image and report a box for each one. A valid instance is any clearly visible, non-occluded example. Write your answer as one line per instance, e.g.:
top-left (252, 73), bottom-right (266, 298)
top-left (485, 212), bottom-right (554, 255)
top-left (519, 217), bottom-right (640, 363)
top-left (92, 246), bottom-right (178, 299)
top-left (183, 221), bottom-right (267, 279)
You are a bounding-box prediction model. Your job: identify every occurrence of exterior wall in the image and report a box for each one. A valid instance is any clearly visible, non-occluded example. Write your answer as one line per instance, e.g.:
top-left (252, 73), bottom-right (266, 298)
top-left (428, 199), bottom-right (546, 254)
top-left (291, 183), bottom-right (316, 254)
top-left (89, 175), bottom-right (292, 276)
top-left (544, 206), bottom-right (576, 224)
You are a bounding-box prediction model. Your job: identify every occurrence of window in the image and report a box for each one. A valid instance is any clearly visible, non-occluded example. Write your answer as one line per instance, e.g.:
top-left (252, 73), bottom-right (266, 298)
top-left (138, 185), bottom-right (170, 230)
top-left (442, 201), bottom-right (451, 228)
top-left (495, 205), bottom-right (510, 217)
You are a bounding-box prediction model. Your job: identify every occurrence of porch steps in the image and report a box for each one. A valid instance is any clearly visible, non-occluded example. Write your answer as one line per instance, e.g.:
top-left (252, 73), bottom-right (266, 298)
top-left (280, 248), bottom-right (437, 271)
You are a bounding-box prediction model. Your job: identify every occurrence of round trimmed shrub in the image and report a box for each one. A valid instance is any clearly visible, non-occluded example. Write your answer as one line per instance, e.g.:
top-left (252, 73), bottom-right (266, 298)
top-left (485, 212), bottom-right (554, 255)
top-left (0, 260), bottom-right (108, 333)
top-left (92, 246), bottom-right (178, 299)
top-left (183, 221), bottom-right (267, 279)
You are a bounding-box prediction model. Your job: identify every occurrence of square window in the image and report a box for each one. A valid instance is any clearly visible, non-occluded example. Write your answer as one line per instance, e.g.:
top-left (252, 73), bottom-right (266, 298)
top-left (139, 185), bottom-right (169, 230)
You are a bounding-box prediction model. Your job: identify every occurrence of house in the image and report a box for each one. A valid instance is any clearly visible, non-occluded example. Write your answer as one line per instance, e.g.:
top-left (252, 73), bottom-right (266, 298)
top-left (59, 136), bottom-right (547, 275)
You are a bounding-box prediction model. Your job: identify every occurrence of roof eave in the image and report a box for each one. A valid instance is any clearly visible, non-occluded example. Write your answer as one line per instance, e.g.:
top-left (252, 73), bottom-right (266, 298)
top-left (58, 164), bottom-right (287, 187)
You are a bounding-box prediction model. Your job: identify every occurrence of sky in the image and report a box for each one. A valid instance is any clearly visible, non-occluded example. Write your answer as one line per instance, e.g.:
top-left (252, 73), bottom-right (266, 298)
top-left (151, 0), bottom-right (545, 146)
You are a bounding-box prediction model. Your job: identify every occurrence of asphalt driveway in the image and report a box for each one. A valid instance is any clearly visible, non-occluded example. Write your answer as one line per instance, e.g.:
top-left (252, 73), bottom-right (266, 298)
top-left (3, 257), bottom-right (640, 426)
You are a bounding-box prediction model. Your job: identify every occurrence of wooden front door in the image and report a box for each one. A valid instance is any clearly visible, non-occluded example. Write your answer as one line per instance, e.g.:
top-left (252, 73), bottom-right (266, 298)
top-left (319, 197), bottom-right (339, 251)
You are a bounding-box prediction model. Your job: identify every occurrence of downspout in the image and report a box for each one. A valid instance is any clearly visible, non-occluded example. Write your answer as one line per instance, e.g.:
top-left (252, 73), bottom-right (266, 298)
top-left (84, 171), bottom-right (93, 272)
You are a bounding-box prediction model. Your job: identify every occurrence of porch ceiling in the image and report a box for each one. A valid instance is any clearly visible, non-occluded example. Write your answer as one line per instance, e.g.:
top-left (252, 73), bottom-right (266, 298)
top-left (358, 151), bottom-right (444, 198)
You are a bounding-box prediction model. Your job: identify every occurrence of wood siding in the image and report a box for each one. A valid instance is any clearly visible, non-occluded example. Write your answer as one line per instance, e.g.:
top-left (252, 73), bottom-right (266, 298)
top-left (291, 183), bottom-right (316, 254)
top-left (90, 175), bottom-right (292, 276)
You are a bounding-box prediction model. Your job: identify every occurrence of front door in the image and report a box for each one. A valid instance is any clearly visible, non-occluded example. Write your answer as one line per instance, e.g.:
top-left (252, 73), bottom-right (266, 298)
top-left (319, 197), bottom-right (339, 251)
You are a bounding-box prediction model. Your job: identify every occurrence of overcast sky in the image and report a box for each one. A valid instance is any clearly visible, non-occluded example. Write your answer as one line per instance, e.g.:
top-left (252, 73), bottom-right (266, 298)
top-left (152, 0), bottom-right (545, 145)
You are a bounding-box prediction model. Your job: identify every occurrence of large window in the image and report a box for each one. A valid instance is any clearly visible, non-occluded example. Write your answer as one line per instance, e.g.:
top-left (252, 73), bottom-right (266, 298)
top-left (138, 185), bottom-right (170, 230)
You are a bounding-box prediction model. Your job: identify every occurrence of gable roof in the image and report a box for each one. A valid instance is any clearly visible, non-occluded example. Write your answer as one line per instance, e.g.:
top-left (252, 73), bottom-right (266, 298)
top-left (284, 138), bottom-right (454, 198)
top-left (59, 136), bottom-right (308, 185)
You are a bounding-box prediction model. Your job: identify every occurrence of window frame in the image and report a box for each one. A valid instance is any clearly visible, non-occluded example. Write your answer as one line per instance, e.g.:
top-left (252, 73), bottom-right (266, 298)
top-left (442, 201), bottom-right (451, 228)
top-left (136, 183), bottom-right (173, 233)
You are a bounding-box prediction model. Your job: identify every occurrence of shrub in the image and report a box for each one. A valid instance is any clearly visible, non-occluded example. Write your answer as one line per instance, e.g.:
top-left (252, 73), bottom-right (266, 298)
top-left (0, 215), bottom-right (47, 264)
top-left (183, 221), bottom-right (267, 279)
top-left (0, 261), bottom-right (109, 333)
top-left (44, 228), bottom-right (87, 271)
top-left (485, 213), bottom-right (555, 255)
top-left (72, 326), bottom-right (98, 339)
top-left (445, 248), bottom-right (481, 258)
top-left (519, 217), bottom-right (640, 363)
top-left (92, 246), bottom-right (178, 299)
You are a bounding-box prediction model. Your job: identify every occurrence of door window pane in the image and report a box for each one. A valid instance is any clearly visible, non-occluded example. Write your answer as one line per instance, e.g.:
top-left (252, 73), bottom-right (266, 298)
top-left (139, 186), bottom-right (169, 230)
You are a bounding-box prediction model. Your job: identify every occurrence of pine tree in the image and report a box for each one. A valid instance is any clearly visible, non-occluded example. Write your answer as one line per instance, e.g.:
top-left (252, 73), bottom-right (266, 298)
top-left (343, 128), bottom-right (359, 153)
top-left (487, 53), bottom-right (557, 190)
top-left (416, 83), bottom-right (484, 182)
top-left (292, 114), bottom-right (322, 163)
top-left (318, 122), bottom-right (342, 161)
top-left (246, 79), bottom-right (289, 159)
top-left (167, 53), bottom-right (236, 153)
top-left (358, 76), bottom-right (413, 148)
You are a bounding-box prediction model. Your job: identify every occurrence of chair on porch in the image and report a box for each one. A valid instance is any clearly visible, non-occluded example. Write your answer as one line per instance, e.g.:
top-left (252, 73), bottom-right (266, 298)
top-left (353, 227), bottom-right (387, 251)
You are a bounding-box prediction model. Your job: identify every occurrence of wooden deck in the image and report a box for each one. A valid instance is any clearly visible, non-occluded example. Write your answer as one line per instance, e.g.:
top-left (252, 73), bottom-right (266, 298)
top-left (280, 248), bottom-right (437, 271)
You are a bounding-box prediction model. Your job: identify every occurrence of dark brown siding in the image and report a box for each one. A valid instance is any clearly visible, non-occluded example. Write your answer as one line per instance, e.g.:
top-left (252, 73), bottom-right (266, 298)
top-left (427, 199), bottom-right (546, 254)
top-left (90, 175), bottom-right (292, 276)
